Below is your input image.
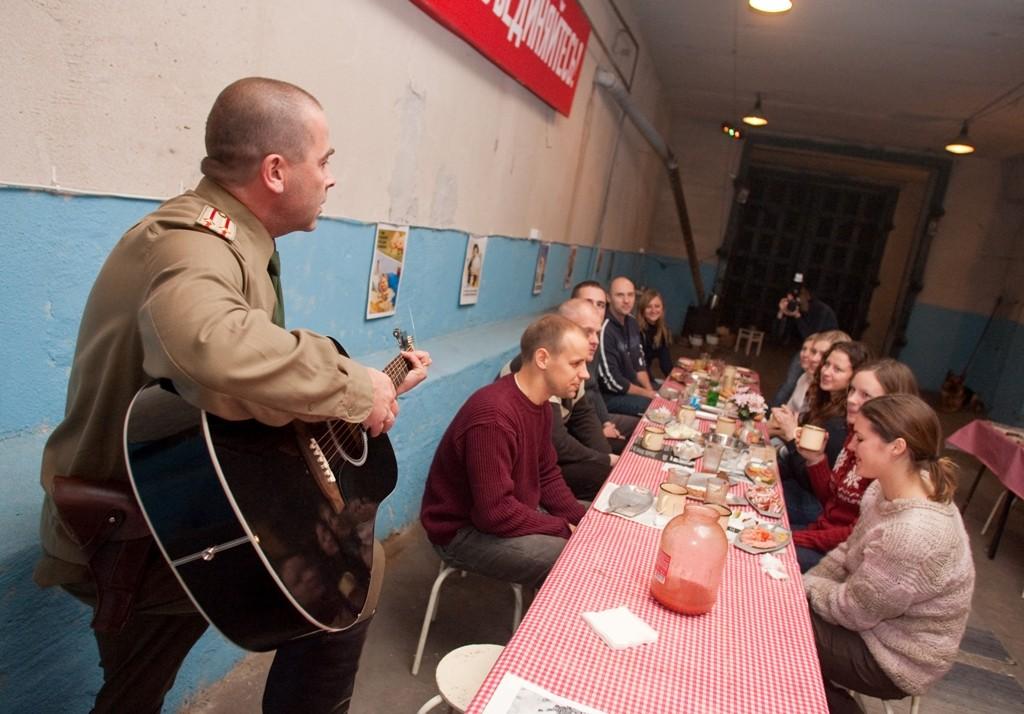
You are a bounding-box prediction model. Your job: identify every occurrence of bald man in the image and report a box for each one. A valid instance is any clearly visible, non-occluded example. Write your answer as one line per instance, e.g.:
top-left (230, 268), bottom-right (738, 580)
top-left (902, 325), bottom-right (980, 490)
top-left (500, 299), bottom-right (617, 499)
top-left (34, 78), bottom-right (430, 713)
top-left (596, 276), bottom-right (657, 415)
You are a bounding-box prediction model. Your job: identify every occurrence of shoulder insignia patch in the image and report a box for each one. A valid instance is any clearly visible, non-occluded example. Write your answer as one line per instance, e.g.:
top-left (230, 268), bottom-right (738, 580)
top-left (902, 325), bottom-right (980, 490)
top-left (195, 205), bottom-right (237, 242)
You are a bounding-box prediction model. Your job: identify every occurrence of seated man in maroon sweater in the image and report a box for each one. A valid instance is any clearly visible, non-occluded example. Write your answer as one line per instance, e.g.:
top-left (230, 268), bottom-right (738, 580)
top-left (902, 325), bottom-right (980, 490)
top-left (420, 314), bottom-right (590, 589)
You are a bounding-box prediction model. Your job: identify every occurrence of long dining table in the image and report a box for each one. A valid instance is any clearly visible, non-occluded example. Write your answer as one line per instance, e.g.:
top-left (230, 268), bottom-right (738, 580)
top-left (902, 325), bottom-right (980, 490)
top-left (465, 370), bottom-right (829, 714)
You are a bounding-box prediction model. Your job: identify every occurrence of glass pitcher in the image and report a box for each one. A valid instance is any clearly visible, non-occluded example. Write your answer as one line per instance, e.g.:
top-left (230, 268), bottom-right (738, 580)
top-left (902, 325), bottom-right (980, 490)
top-left (650, 504), bottom-right (728, 615)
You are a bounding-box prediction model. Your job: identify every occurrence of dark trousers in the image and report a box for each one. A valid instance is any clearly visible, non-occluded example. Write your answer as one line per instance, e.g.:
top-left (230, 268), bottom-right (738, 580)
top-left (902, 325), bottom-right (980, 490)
top-left (810, 609), bottom-right (908, 713)
top-left (560, 458), bottom-right (611, 501)
top-left (67, 555), bottom-right (370, 714)
top-left (604, 393), bottom-right (652, 416)
top-left (435, 526), bottom-right (568, 591)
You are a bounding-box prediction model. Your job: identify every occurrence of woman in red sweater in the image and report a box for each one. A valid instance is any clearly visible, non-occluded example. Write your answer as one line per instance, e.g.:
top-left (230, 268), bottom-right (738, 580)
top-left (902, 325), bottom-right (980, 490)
top-left (790, 359), bottom-right (918, 572)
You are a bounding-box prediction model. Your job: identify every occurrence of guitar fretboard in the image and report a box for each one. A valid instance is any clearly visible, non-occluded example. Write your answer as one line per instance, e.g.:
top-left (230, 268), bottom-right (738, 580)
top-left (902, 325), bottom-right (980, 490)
top-left (382, 334), bottom-right (414, 390)
top-left (383, 353), bottom-right (410, 389)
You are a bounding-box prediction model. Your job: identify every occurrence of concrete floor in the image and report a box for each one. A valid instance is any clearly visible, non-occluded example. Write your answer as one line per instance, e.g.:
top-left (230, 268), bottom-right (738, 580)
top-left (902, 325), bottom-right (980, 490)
top-left (180, 342), bottom-right (1023, 714)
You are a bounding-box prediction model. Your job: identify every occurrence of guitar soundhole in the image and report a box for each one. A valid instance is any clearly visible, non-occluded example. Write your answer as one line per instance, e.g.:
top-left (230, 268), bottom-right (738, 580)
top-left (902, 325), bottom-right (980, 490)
top-left (326, 423), bottom-right (367, 467)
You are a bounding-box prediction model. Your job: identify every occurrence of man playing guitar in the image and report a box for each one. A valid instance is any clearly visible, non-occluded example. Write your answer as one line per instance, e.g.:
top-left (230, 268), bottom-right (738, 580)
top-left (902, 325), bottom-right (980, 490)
top-left (34, 77), bottom-right (430, 714)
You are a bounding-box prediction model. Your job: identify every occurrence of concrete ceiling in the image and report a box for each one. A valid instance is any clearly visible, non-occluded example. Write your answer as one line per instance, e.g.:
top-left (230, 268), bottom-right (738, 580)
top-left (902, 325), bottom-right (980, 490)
top-left (626, 0), bottom-right (1024, 159)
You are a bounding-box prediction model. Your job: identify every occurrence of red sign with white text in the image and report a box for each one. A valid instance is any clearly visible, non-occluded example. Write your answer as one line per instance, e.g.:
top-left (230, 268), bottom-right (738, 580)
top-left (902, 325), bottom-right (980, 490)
top-left (410, 0), bottom-right (591, 116)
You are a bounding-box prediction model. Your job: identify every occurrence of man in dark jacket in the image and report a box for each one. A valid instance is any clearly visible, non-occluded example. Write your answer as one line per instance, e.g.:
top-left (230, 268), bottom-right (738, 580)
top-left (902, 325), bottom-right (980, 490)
top-left (595, 276), bottom-right (656, 415)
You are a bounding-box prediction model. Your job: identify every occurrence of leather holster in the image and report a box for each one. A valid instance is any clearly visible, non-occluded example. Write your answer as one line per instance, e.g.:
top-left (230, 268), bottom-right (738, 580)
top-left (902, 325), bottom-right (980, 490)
top-left (51, 475), bottom-right (154, 633)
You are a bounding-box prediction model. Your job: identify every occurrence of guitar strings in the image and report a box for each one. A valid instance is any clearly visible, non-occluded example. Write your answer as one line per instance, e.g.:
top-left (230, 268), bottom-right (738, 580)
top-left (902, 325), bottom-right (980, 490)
top-left (309, 354), bottom-right (412, 468)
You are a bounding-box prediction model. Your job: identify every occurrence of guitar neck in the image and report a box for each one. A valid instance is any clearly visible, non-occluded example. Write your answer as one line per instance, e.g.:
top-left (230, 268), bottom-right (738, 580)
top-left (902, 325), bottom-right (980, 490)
top-left (382, 352), bottom-right (410, 389)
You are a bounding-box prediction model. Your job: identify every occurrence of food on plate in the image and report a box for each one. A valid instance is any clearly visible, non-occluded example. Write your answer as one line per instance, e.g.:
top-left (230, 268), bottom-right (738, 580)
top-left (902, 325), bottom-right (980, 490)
top-left (664, 422), bottom-right (701, 440)
top-left (646, 407), bottom-right (674, 425)
top-left (672, 440), bottom-right (704, 461)
top-left (744, 460), bottom-right (777, 485)
top-left (745, 485), bottom-right (783, 515)
top-left (685, 483), bottom-right (707, 500)
top-left (740, 525), bottom-right (790, 549)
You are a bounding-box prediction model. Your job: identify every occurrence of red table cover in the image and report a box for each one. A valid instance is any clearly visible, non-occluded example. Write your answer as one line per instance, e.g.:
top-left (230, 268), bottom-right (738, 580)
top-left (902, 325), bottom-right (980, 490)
top-left (466, 384), bottom-right (828, 713)
top-left (947, 419), bottom-right (1024, 500)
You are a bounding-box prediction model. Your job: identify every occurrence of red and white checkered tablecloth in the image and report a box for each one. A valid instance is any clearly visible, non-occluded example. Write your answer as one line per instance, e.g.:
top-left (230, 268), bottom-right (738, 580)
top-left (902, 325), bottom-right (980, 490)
top-left (466, 385), bottom-right (829, 714)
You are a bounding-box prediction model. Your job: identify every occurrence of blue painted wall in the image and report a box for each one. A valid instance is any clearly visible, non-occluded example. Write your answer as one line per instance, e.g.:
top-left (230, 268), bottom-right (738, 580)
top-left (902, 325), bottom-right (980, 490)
top-left (4, 186), bottom-right (1020, 710)
top-left (0, 187), bottom-right (707, 711)
top-left (900, 302), bottom-right (1024, 425)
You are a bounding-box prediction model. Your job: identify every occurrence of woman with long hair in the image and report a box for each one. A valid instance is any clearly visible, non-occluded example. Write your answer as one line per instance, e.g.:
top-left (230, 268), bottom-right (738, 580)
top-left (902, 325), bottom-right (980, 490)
top-left (789, 359), bottom-right (918, 572)
top-left (636, 288), bottom-right (672, 379)
top-left (771, 329), bottom-right (851, 419)
top-left (774, 341), bottom-right (873, 467)
top-left (804, 394), bottom-right (974, 713)
top-left (773, 341), bottom-right (873, 524)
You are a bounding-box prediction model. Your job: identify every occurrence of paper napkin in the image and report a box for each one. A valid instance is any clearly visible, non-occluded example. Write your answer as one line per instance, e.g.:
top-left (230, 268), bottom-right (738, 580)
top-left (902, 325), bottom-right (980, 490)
top-left (581, 606), bottom-right (658, 650)
top-left (759, 553), bottom-right (789, 580)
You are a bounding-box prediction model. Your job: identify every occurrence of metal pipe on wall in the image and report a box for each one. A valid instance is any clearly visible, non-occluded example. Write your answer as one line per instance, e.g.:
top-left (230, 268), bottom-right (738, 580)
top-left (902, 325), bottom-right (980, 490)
top-left (593, 69), bottom-right (706, 304)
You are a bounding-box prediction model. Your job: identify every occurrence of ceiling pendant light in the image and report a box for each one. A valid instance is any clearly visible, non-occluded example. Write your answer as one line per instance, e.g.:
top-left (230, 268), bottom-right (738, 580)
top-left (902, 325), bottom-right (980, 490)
top-left (749, 0), bottom-right (793, 13)
top-left (944, 121), bottom-right (976, 155)
top-left (742, 93), bottom-right (768, 127)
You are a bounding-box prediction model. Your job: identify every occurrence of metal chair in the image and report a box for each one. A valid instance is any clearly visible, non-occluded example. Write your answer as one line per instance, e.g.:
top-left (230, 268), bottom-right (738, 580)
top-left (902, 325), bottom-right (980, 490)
top-left (411, 562), bottom-right (523, 676)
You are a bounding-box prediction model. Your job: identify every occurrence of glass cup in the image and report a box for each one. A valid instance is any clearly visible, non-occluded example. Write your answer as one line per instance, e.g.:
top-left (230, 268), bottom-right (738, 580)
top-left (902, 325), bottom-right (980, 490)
top-left (665, 466), bottom-right (691, 489)
top-left (656, 482), bottom-right (688, 517)
top-left (677, 404), bottom-right (697, 426)
top-left (702, 442), bottom-right (724, 473)
top-left (704, 476), bottom-right (730, 506)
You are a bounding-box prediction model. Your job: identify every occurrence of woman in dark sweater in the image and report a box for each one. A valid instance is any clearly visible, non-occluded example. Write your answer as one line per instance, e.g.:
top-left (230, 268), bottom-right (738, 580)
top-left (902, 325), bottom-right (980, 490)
top-left (636, 288), bottom-right (673, 379)
top-left (772, 341), bottom-right (873, 523)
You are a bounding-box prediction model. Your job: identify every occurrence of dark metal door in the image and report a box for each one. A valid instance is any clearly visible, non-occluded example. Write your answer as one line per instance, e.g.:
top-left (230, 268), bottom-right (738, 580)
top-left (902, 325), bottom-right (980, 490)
top-left (719, 167), bottom-right (897, 339)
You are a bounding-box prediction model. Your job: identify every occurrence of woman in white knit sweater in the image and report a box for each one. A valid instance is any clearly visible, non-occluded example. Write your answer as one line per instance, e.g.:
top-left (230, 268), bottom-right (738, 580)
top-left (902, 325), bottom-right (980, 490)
top-left (803, 394), bottom-right (974, 713)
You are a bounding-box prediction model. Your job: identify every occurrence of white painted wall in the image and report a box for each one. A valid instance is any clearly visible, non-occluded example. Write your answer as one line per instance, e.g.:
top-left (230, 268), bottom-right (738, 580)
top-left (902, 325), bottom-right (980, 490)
top-left (1, 0), bottom-right (668, 249)
top-left (922, 157), bottom-right (1024, 320)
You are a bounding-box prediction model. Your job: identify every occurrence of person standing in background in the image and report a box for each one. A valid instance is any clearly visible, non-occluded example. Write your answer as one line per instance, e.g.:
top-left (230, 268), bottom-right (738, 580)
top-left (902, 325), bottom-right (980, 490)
top-left (775, 279), bottom-right (840, 406)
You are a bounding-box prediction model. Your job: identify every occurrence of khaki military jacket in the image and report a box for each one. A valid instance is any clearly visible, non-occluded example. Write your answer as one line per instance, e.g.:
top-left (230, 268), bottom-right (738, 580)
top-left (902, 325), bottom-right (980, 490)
top-left (35, 178), bottom-right (374, 586)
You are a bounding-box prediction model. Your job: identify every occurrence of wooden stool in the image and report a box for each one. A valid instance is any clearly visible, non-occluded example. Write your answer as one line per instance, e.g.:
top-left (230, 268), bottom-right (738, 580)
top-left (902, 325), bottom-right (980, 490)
top-left (411, 562), bottom-right (523, 676)
top-left (735, 327), bottom-right (765, 356)
top-left (416, 643), bottom-right (504, 714)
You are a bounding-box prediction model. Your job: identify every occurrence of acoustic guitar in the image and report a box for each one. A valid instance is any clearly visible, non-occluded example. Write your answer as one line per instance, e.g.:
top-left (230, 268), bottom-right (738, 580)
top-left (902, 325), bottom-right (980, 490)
top-left (124, 329), bottom-right (412, 651)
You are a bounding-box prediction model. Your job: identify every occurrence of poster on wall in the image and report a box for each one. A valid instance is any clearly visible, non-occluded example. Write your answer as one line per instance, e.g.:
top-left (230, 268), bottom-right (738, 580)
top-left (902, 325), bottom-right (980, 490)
top-left (366, 224), bottom-right (408, 320)
top-left (460, 234), bottom-right (488, 306)
top-left (532, 242), bottom-right (550, 295)
top-left (563, 245), bottom-right (577, 289)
